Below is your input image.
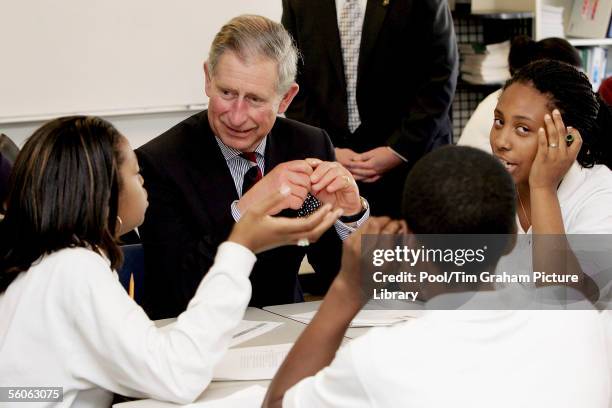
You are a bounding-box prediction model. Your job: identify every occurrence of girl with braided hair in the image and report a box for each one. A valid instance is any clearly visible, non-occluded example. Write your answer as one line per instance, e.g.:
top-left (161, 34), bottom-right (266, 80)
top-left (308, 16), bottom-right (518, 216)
top-left (459, 35), bottom-right (582, 151)
top-left (491, 58), bottom-right (612, 301)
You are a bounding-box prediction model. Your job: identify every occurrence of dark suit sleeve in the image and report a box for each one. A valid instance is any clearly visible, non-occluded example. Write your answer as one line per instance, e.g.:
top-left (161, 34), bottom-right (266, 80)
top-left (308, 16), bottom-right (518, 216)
top-left (137, 150), bottom-right (219, 319)
top-left (386, 0), bottom-right (458, 161)
top-left (282, 0), bottom-right (308, 123)
top-left (304, 128), bottom-right (343, 293)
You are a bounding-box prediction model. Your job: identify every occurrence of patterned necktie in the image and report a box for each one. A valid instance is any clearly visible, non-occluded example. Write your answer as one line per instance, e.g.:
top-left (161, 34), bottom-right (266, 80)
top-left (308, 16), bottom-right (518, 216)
top-left (339, 0), bottom-right (363, 133)
top-left (241, 152), bottom-right (262, 195)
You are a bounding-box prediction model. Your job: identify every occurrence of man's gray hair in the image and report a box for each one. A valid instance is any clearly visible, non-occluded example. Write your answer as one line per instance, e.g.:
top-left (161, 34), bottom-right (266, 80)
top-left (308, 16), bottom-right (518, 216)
top-left (208, 15), bottom-right (299, 94)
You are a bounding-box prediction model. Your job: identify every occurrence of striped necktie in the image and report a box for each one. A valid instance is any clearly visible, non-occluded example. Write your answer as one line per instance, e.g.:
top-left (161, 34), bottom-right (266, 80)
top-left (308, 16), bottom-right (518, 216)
top-left (339, 0), bottom-right (363, 133)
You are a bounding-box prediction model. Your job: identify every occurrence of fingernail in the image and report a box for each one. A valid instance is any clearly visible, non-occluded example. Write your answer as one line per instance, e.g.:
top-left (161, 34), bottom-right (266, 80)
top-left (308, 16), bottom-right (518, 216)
top-left (280, 184), bottom-right (291, 196)
top-left (335, 209), bottom-right (344, 216)
top-left (553, 109), bottom-right (560, 116)
top-left (544, 114), bottom-right (551, 120)
top-left (567, 126), bottom-right (573, 131)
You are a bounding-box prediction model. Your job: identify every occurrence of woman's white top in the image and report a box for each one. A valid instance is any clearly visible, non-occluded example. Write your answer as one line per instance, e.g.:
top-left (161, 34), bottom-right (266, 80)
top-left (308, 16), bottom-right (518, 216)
top-left (0, 242), bottom-right (255, 407)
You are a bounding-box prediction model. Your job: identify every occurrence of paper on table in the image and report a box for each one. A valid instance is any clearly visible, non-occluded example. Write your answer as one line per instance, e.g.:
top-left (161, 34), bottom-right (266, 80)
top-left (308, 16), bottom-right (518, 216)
top-left (290, 309), bottom-right (421, 327)
top-left (230, 320), bottom-right (282, 347)
top-left (213, 343), bottom-right (293, 381)
top-left (186, 385), bottom-right (267, 408)
top-left (156, 320), bottom-right (282, 347)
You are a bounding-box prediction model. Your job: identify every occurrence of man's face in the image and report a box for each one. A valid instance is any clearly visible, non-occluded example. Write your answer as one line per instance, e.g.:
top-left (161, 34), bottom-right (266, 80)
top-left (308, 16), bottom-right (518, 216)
top-left (204, 51), bottom-right (298, 152)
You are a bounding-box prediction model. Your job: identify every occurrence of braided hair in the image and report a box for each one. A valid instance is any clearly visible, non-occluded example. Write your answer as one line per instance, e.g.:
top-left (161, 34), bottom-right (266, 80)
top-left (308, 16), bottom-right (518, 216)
top-left (505, 59), bottom-right (612, 170)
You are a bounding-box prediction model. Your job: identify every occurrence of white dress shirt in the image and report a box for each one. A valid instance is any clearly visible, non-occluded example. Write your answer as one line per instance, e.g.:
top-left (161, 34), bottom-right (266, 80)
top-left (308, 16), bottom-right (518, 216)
top-left (283, 292), bottom-right (610, 407)
top-left (0, 242), bottom-right (255, 407)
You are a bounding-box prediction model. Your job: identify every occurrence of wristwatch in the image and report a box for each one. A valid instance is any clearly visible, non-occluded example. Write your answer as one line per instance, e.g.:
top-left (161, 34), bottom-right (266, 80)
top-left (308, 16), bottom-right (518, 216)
top-left (339, 196), bottom-right (368, 223)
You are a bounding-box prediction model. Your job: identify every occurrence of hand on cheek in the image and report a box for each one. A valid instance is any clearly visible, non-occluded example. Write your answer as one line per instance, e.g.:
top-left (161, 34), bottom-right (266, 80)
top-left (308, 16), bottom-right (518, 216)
top-left (528, 109), bottom-right (582, 191)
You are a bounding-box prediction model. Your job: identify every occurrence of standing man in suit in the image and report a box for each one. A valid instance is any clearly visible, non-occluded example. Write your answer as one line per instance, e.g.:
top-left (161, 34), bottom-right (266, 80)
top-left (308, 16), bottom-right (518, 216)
top-left (137, 15), bottom-right (369, 319)
top-left (282, 0), bottom-right (458, 217)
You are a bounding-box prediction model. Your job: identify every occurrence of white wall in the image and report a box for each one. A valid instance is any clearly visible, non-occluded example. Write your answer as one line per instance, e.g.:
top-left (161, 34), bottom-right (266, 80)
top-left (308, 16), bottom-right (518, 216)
top-left (0, 0), bottom-right (282, 147)
top-left (0, 110), bottom-right (202, 149)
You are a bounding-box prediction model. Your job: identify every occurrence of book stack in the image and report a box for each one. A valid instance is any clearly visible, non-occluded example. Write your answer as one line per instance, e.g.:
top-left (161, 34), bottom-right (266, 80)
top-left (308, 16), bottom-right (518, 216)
top-left (540, 4), bottom-right (565, 38)
top-left (580, 47), bottom-right (608, 90)
top-left (459, 40), bottom-right (511, 85)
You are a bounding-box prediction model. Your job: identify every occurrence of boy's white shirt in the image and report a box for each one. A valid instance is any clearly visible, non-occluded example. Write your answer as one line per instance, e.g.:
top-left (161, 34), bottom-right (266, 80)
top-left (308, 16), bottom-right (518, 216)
top-left (283, 289), bottom-right (611, 408)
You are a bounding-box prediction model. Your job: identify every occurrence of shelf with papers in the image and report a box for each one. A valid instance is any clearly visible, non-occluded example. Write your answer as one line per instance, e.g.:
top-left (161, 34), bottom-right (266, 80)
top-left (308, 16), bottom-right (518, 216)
top-left (470, 11), bottom-right (535, 20)
top-left (567, 38), bottom-right (612, 47)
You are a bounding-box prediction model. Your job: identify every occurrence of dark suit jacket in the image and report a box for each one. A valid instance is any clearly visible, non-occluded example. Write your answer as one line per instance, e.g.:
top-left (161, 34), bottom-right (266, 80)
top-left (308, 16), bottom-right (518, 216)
top-left (136, 111), bottom-right (342, 319)
top-left (282, 0), bottom-right (458, 217)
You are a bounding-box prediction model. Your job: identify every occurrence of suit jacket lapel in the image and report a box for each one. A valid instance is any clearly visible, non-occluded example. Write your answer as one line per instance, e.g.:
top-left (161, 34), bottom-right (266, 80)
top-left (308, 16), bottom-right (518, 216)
top-left (187, 112), bottom-right (238, 236)
top-left (358, 0), bottom-right (389, 84)
top-left (319, 0), bottom-right (346, 91)
top-left (264, 124), bottom-right (283, 173)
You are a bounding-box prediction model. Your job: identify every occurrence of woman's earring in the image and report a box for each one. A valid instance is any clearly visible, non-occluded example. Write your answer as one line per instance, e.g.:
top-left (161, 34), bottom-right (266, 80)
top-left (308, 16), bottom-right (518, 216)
top-left (116, 216), bottom-right (123, 234)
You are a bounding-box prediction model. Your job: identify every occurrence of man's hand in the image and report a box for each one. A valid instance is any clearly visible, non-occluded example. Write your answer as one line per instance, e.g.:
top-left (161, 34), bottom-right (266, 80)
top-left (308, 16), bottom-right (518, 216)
top-left (349, 146), bottom-right (403, 183)
top-left (236, 160), bottom-right (313, 216)
top-left (336, 147), bottom-right (379, 181)
top-left (230, 188), bottom-right (343, 253)
top-left (307, 158), bottom-right (362, 216)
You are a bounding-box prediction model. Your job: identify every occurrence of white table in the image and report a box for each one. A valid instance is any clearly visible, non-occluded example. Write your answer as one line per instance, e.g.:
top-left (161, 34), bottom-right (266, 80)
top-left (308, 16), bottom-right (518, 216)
top-left (263, 301), bottom-right (371, 339)
top-left (113, 307), bottom-right (310, 407)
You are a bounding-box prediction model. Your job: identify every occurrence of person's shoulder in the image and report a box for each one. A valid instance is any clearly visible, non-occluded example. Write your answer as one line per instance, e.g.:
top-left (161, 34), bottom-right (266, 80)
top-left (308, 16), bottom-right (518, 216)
top-left (273, 116), bottom-right (327, 138)
top-left (577, 164), bottom-right (612, 194)
top-left (347, 320), bottom-right (426, 358)
top-left (270, 117), bottom-right (333, 158)
top-left (588, 164), bottom-right (612, 181)
top-left (137, 110), bottom-right (210, 160)
top-left (44, 247), bottom-right (110, 273)
top-left (33, 247), bottom-right (112, 291)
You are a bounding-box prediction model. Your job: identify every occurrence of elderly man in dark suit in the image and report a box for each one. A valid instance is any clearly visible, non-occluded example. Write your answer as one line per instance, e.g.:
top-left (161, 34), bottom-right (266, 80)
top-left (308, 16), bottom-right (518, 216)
top-left (137, 15), bottom-right (369, 319)
top-left (282, 0), bottom-right (458, 217)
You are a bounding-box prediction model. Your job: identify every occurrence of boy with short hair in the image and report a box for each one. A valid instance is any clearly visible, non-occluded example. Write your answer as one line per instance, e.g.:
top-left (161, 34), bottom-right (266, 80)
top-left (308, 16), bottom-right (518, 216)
top-left (264, 146), bottom-right (609, 408)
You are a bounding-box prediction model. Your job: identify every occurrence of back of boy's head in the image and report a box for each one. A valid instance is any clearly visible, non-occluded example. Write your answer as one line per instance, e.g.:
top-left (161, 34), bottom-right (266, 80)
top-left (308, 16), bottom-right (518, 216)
top-left (402, 146), bottom-right (516, 235)
top-left (508, 35), bottom-right (581, 75)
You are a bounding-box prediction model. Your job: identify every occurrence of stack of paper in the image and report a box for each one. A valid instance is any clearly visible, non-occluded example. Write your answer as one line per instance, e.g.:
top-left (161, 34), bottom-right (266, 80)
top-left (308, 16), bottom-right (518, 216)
top-left (540, 5), bottom-right (565, 38)
top-left (460, 40), bottom-right (511, 85)
top-left (213, 343), bottom-right (293, 381)
top-left (229, 320), bottom-right (282, 347)
top-left (289, 309), bottom-right (421, 327)
top-left (186, 385), bottom-right (267, 408)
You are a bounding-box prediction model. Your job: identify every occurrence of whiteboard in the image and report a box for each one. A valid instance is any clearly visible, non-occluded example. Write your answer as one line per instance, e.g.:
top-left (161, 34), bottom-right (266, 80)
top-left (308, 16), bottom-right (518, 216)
top-left (0, 0), bottom-right (282, 123)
